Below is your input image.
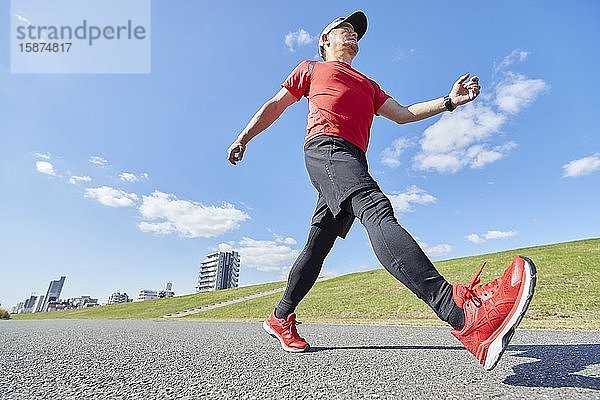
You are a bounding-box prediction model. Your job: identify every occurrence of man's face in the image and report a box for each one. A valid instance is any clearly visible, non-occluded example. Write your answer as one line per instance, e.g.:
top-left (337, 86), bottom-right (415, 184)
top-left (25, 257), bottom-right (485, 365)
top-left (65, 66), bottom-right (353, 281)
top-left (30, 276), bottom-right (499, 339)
top-left (326, 22), bottom-right (358, 57)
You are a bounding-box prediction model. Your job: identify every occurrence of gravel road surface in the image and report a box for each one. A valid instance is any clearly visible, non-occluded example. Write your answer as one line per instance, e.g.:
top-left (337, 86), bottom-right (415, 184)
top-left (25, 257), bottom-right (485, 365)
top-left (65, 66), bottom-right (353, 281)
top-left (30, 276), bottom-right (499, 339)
top-left (1, 320), bottom-right (598, 399)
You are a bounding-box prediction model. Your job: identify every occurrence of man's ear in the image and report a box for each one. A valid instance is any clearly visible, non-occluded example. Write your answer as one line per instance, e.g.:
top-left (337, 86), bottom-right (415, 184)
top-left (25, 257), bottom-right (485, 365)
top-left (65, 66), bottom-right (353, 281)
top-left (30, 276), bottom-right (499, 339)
top-left (321, 33), bottom-right (329, 46)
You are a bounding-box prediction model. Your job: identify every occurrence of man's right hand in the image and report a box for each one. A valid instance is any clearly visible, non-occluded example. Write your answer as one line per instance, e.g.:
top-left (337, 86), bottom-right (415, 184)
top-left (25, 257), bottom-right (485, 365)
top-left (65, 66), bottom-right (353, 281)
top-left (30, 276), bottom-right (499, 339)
top-left (227, 140), bottom-right (246, 165)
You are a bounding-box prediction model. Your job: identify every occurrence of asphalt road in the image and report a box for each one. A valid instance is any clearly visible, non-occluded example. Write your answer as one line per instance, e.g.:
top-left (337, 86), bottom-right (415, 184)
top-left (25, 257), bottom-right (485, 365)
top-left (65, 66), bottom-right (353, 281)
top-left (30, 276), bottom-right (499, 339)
top-left (1, 320), bottom-right (599, 399)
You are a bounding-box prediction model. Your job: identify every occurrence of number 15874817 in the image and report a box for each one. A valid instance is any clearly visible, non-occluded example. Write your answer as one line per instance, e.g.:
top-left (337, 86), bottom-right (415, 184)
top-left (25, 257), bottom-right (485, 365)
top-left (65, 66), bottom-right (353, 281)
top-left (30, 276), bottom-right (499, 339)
top-left (19, 42), bottom-right (72, 52)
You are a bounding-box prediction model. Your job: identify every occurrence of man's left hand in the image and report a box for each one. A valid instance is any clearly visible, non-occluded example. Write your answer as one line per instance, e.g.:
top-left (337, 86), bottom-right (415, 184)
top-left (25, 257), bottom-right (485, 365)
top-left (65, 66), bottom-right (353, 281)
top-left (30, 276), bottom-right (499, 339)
top-left (449, 73), bottom-right (481, 107)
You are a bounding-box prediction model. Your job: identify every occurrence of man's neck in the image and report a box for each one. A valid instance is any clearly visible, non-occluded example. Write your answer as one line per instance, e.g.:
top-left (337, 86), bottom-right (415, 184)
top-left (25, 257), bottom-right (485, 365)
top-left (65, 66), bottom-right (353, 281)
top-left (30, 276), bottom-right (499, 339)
top-left (326, 51), bottom-right (354, 65)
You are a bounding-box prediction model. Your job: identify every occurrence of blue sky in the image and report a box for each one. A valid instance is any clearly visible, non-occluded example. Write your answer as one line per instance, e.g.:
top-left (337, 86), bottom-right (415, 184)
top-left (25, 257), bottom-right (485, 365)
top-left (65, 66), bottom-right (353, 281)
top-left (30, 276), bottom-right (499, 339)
top-left (1, 1), bottom-right (599, 308)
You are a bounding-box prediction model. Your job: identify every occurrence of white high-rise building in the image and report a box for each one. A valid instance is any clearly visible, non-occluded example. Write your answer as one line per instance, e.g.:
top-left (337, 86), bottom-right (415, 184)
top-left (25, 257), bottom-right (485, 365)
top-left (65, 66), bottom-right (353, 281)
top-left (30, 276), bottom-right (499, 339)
top-left (196, 251), bottom-right (240, 293)
top-left (107, 292), bottom-right (130, 305)
top-left (138, 289), bottom-right (158, 301)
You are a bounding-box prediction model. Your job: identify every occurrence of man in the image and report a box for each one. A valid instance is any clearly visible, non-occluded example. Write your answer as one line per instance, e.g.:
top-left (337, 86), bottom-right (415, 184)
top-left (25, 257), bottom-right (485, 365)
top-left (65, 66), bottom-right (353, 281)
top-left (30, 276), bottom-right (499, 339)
top-left (227, 11), bottom-right (536, 371)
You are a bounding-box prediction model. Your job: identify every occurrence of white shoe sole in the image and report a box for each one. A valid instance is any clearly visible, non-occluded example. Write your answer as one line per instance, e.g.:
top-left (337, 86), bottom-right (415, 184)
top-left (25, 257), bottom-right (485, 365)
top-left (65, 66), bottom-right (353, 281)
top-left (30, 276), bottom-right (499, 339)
top-left (483, 256), bottom-right (537, 370)
top-left (262, 321), bottom-right (309, 353)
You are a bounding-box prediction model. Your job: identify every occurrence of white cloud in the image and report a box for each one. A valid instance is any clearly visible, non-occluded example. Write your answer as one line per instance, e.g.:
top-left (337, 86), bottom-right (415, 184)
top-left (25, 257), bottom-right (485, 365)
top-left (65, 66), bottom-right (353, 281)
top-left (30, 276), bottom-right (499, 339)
top-left (413, 152), bottom-right (462, 174)
top-left (119, 172), bottom-right (138, 182)
top-left (34, 152), bottom-right (51, 160)
top-left (493, 49), bottom-right (528, 74)
top-left (219, 237), bottom-right (299, 272)
top-left (274, 234), bottom-right (297, 245)
top-left (412, 55), bottom-right (547, 174)
top-left (387, 186), bottom-right (436, 214)
top-left (465, 233), bottom-right (486, 244)
top-left (466, 230), bottom-right (517, 244)
top-left (36, 161), bottom-right (57, 176)
top-left (217, 242), bottom-right (235, 252)
top-left (562, 154), bottom-right (600, 177)
top-left (285, 29), bottom-right (316, 52)
top-left (415, 238), bottom-right (452, 258)
top-left (380, 137), bottom-right (412, 168)
top-left (413, 103), bottom-right (508, 173)
top-left (69, 175), bottom-right (92, 185)
top-left (89, 156), bottom-right (109, 167)
top-left (468, 142), bottom-right (517, 169)
top-left (420, 102), bottom-right (505, 155)
top-left (138, 191), bottom-right (249, 238)
top-left (238, 237), bottom-right (299, 272)
top-left (85, 186), bottom-right (138, 208)
top-left (495, 73), bottom-right (548, 114)
top-left (423, 243), bottom-right (453, 258)
top-left (484, 230), bottom-right (517, 240)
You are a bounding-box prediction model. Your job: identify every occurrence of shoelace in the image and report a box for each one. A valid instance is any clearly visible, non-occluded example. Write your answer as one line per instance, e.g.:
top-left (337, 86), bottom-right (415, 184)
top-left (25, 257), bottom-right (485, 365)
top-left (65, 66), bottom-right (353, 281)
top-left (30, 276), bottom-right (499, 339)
top-left (281, 319), bottom-right (303, 338)
top-left (464, 261), bottom-right (487, 307)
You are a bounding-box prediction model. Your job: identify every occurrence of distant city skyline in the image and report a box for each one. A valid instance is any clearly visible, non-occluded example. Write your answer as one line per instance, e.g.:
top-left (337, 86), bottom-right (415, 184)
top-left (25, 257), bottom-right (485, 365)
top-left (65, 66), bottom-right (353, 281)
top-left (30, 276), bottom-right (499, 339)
top-left (10, 275), bottom-right (101, 313)
top-left (9, 277), bottom-right (178, 310)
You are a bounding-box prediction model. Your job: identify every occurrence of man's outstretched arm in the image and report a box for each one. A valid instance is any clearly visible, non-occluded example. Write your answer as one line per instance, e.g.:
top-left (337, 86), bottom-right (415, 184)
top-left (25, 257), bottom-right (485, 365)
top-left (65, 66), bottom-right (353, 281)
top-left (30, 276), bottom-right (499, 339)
top-left (377, 73), bottom-right (480, 124)
top-left (227, 87), bottom-right (298, 165)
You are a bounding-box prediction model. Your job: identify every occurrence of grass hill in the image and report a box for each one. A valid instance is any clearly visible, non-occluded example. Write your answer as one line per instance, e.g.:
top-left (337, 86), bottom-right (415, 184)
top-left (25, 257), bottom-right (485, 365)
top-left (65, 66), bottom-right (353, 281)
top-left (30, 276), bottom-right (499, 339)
top-left (11, 238), bottom-right (600, 330)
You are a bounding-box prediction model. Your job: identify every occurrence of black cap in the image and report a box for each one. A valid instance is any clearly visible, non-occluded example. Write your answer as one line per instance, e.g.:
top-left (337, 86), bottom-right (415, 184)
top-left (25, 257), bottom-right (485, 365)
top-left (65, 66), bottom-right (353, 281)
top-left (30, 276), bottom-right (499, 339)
top-left (318, 11), bottom-right (368, 57)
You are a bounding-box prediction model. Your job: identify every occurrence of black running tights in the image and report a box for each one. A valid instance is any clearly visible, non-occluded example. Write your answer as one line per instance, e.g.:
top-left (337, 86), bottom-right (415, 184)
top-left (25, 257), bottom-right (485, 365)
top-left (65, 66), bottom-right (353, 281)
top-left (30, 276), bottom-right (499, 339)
top-left (276, 188), bottom-right (463, 329)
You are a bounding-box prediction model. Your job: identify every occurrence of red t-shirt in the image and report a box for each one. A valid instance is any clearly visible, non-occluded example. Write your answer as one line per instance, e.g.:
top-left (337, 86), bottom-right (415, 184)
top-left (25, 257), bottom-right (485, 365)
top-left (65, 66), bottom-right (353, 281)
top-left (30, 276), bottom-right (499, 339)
top-left (282, 60), bottom-right (391, 152)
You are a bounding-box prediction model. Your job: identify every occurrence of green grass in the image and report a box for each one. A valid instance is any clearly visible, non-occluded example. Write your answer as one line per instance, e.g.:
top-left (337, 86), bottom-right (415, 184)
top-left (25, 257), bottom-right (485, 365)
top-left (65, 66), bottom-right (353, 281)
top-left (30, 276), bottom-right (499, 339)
top-left (186, 238), bottom-right (600, 330)
top-left (11, 238), bottom-right (600, 330)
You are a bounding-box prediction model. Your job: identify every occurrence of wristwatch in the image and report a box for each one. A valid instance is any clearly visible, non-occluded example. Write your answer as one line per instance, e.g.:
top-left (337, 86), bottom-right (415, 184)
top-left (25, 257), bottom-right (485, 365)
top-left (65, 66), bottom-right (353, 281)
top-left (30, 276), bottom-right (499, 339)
top-left (444, 96), bottom-right (455, 112)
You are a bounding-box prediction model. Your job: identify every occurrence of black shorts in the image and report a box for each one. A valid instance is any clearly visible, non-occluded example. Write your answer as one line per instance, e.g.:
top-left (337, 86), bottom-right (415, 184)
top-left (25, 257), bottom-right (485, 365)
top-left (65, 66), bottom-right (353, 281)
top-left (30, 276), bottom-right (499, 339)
top-left (304, 135), bottom-right (379, 238)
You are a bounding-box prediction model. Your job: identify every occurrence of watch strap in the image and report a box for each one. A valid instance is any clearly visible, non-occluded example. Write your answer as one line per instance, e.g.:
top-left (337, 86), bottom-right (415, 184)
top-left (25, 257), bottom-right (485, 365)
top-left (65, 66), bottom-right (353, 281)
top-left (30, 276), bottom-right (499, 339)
top-left (444, 95), bottom-right (455, 112)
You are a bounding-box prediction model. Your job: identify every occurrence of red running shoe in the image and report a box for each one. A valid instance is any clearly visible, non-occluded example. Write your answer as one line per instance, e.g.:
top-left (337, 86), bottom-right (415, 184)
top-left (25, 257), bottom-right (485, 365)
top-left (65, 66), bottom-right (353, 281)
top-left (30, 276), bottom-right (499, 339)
top-left (451, 256), bottom-right (536, 371)
top-left (263, 310), bottom-right (310, 352)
